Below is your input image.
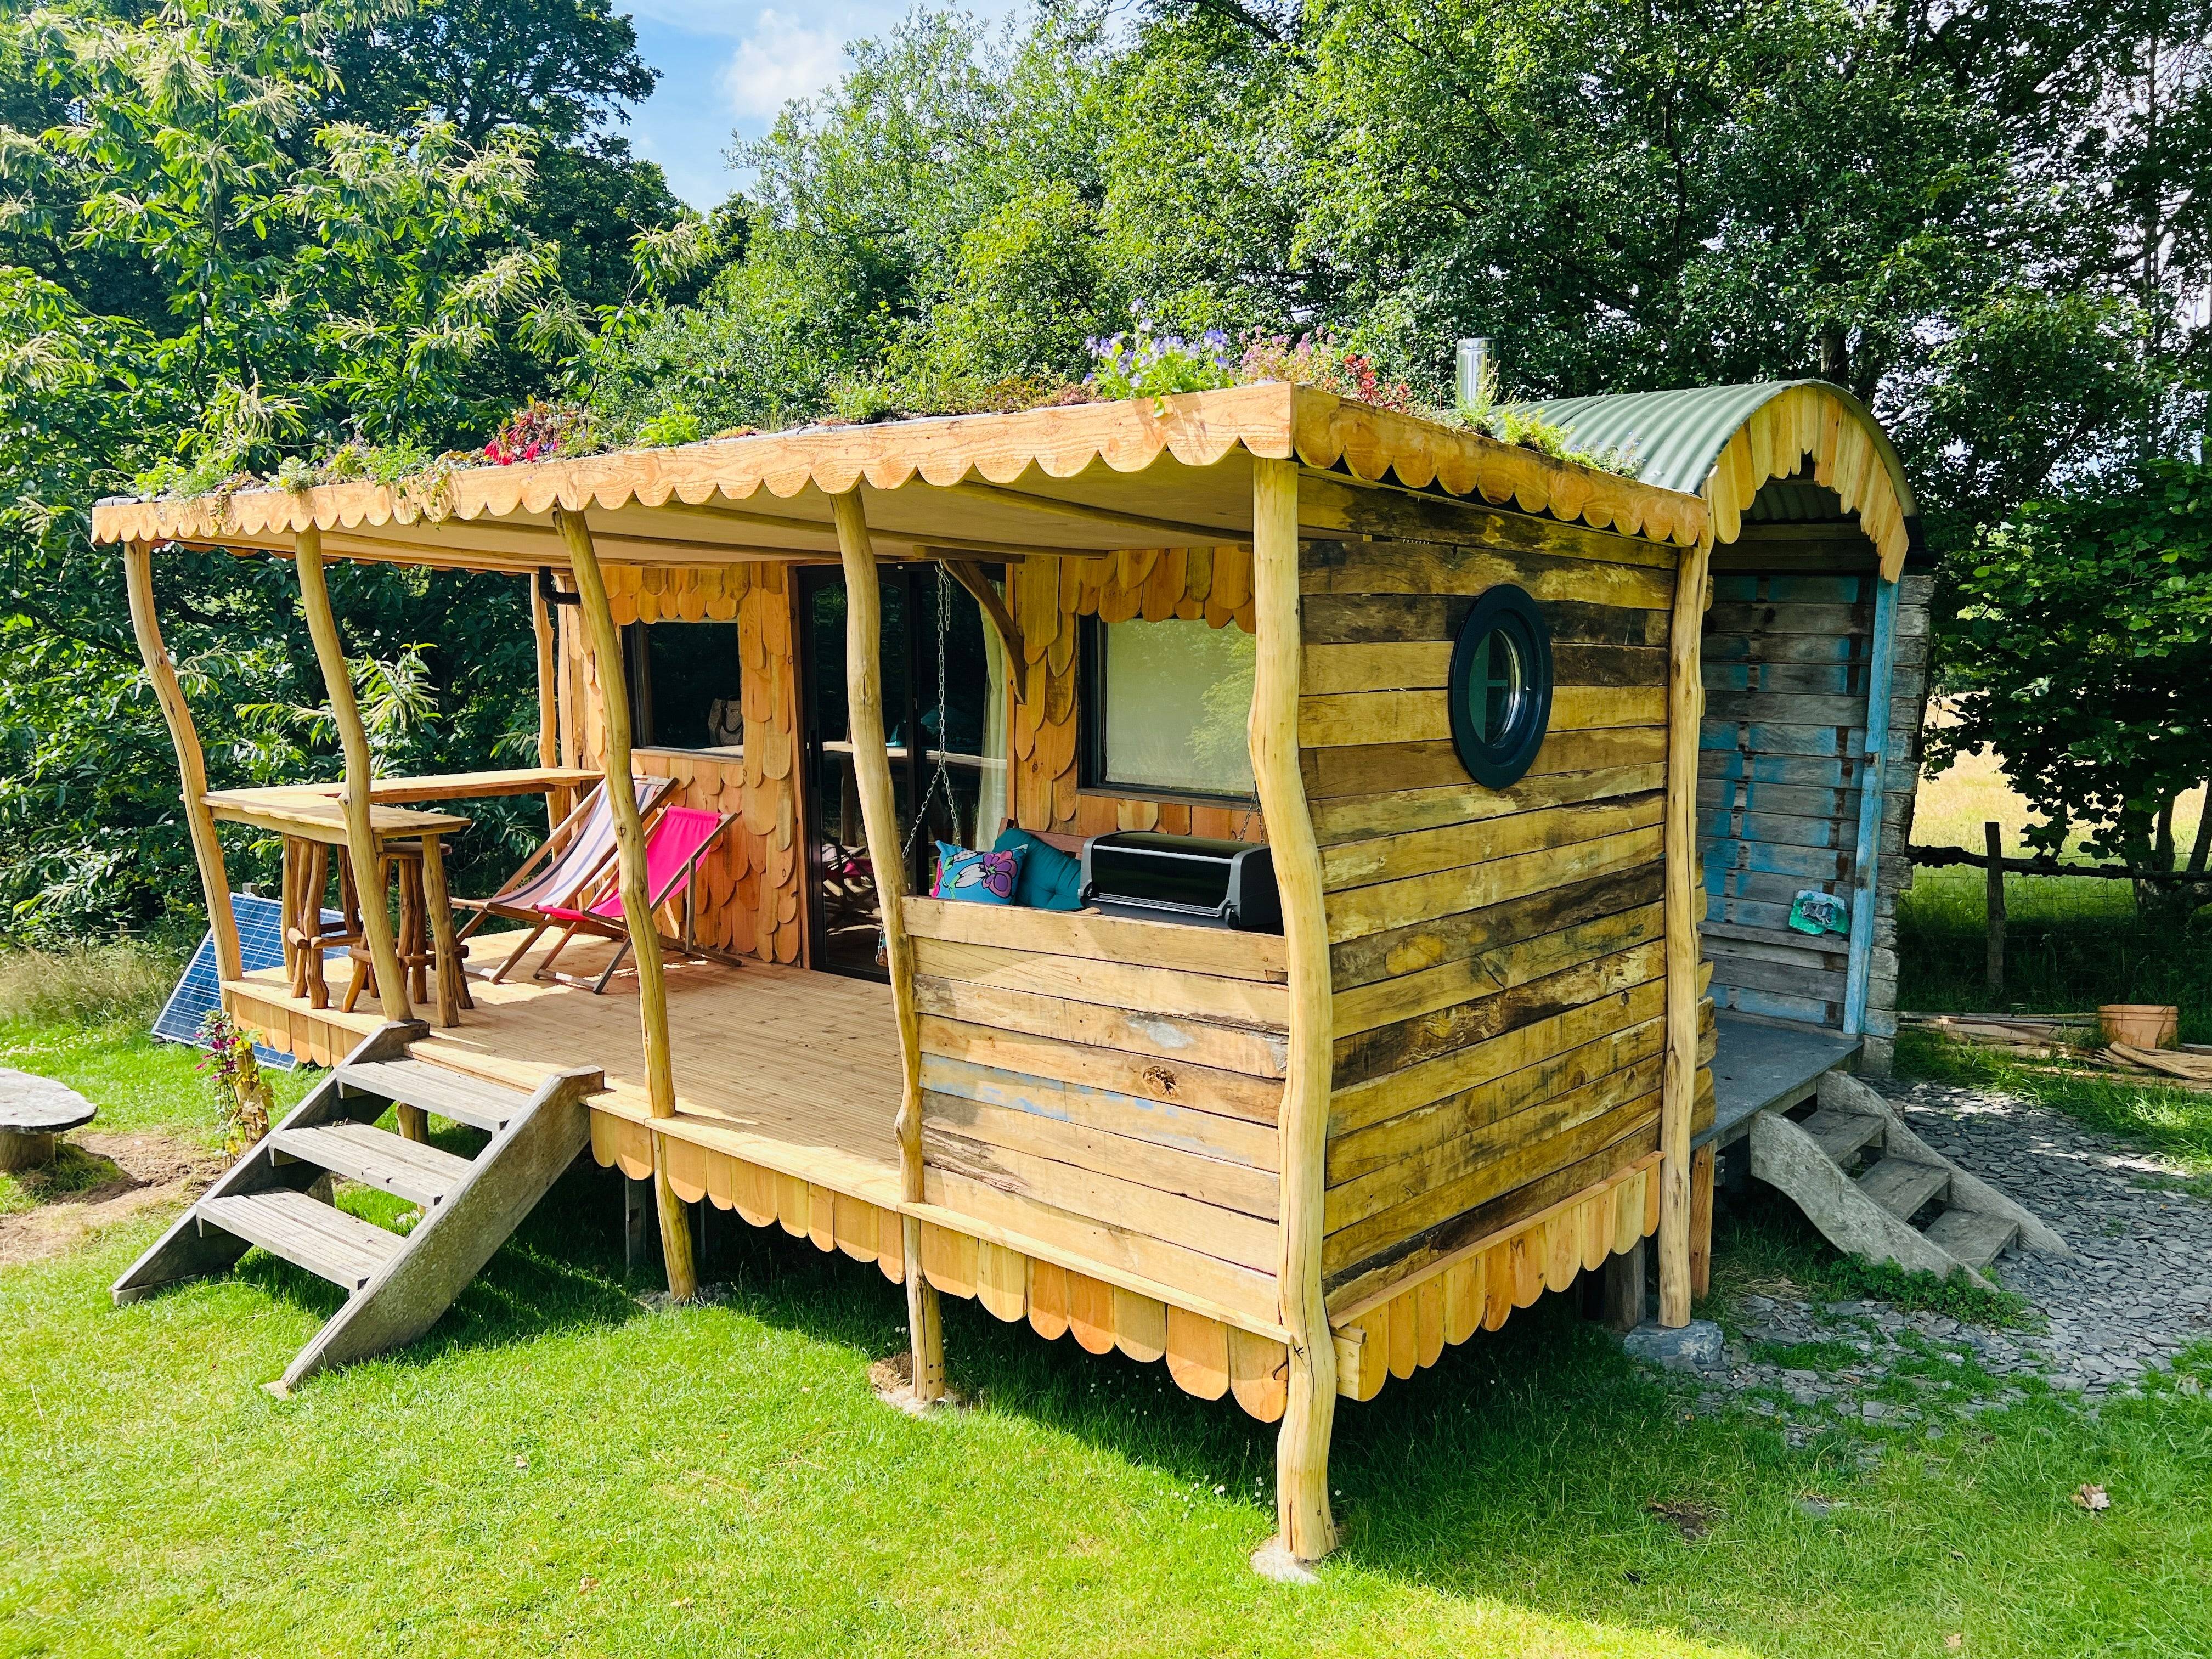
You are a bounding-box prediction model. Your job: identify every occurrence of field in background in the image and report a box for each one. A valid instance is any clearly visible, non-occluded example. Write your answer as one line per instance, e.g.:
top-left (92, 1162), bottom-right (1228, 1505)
top-left (1899, 713), bottom-right (2211, 1041)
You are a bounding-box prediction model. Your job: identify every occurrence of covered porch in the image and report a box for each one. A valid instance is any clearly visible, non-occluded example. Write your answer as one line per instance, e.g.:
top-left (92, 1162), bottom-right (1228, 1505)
top-left (224, 933), bottom-right (906, 1212)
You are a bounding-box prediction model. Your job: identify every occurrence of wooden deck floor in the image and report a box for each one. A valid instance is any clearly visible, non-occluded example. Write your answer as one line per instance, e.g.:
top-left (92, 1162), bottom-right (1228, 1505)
top-left (228, 934), bottom-right (905, 1204)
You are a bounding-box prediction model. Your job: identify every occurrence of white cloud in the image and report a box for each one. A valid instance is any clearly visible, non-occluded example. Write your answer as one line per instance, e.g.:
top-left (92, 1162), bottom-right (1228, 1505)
top-left (718, 10), bottom-right (851, 122)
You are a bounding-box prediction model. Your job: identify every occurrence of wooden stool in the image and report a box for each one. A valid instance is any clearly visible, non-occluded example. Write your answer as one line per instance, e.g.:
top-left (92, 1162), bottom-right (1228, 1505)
top-left (338, 837), bottom-right (473, 1027)
top-left (281, 839), bottom-right (359, 1011)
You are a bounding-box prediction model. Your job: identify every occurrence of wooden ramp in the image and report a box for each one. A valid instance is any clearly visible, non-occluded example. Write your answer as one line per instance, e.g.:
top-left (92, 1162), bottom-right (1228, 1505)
top-left (113, 1022), bottom-right (601, 1393)
top-left (1749, 1069), bottom-right (2068, 1285)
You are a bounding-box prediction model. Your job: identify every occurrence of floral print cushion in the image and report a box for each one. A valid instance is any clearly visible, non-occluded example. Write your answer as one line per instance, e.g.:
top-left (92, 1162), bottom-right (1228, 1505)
top-left (932, 840), bottom-right (1025, 906)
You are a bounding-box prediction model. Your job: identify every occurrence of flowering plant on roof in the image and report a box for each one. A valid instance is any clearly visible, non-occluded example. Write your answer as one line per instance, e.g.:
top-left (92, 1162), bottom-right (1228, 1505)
top-left (483, 399), bottom-right (595, 465)
top-left (1085, 308), bottom-right (1238, 405)
top-left (1237, 332), bottom-right (1418, 413)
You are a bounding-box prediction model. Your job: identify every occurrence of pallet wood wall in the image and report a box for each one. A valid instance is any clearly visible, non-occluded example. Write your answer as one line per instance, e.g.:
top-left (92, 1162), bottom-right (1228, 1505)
top-left (1291, 477), bottom-right (1716, 1319)
top-left (557, 565), bottom-right (804, 964)
top-left (1695, 565), bottom-right (1931, 1062)
top-left (904, 896), bottom-right (1289, 1332)
top-left (1006, 549), bottom-right (1268, 843)
top-left (1697, 569), bottom-right (1874, 1026)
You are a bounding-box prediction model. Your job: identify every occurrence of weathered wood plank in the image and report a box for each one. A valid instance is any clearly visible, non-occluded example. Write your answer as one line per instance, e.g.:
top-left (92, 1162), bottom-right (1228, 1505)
top-left (922, 1089), bottom-right (1279, 1217)
top-left (1330, 977), bottom-right (1667, 1138)
top-left (1323, 793), bottom-right (1664, 891)
top-left (1333, 902), bottom-right (1665, 1036)
top-left (1329, 861), bottom-right (1665, 992)
top-left (1324, 825), bottom-right (1664, 944)
top-left (903, 896), bottom-right (1288, 984)
top-left (910, 936), bottom-right (1290, 1029)
top-left (919, 1053), bottom-right (1278, 1168)
top-left (1333, 939), bottom-right (1666, 1089)
top-left (1299, 539), bottom-right (1677, 608)
top-left (918, 1015), bottom-right (1283, 1127)
top-left (1311, 763), bottom-right (1666, 847)
top-left (913, 978), bottom-right (1289, 1079)
top-left (1300, 685), bottom-right (1665, 748)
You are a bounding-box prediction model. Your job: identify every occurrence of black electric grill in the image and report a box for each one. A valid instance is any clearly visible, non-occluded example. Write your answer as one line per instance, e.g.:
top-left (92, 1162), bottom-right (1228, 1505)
top-left (1077, 832), bottom-right (1282, 933)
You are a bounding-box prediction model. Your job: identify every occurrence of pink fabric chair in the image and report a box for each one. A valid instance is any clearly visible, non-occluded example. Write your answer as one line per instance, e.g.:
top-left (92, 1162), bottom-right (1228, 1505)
top-left (531, 806), bottom-right (736, 992)
top-left (455, 775), bottom-right (678, 984)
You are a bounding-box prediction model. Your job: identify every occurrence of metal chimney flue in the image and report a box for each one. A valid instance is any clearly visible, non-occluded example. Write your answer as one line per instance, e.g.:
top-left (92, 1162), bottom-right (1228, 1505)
top-left (1456, 337), bottom-right (1492, 408)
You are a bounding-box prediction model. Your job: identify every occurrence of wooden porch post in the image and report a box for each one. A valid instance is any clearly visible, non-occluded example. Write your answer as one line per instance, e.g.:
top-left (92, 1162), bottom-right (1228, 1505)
top-left (295, 527), bottom-right (413, 1030)
top-left (1249, 456), bottom-right (1337, 1567)
top-left (122, 541), bottom-right (243, 986)
top-left (529, 571), bottom-right (566, 831)
top-left (554, 507), bottom-right (699, 1302)
top-left (1657, 527), bottom-right (1715, 1328)
top-left (830, 489), bottom-right (941, 1405)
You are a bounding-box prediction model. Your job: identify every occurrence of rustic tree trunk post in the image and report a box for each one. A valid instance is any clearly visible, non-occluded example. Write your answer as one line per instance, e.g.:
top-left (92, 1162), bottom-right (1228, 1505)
top-left (1249, 455), bottom-right (1338, 1569)
top-left (554, 507), bottom-right (698, 1304)
top-left (830, 489), bottom-right (941, 1404)
top-left (122, 541), bottom-right (244, 986)
top-left (1688, 1143), bottom-right (1715, 1300)
top-left (529, 571), bottom-right (566, 831)
top-left (1984, 820), bottom-right (2006, 999)
top-left (295, 527), bottom-right (414, 1035)
top-left (1658, 531), bottom-right (1713, 1328)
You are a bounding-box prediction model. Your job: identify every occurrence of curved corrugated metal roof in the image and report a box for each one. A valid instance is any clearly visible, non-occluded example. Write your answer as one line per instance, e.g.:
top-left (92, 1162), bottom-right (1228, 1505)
top-left (1527, 381), bottom-right (1812, 496)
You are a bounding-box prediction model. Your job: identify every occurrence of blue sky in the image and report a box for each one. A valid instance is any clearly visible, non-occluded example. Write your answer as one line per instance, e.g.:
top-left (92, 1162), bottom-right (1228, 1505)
top-left (619, 3), bottom-right (1022, 209)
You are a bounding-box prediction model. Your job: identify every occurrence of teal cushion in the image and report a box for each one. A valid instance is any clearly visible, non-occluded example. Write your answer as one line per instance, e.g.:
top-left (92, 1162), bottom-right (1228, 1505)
top-left (933, 840), bottom-right (1023, 905)
top-left (993, 827), bottom-right (1083, 911)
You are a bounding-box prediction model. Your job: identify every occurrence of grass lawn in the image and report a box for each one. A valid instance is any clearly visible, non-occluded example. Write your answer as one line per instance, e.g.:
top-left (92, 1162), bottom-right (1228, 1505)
top-left (5, 1023), bottom-right (2209, 1655)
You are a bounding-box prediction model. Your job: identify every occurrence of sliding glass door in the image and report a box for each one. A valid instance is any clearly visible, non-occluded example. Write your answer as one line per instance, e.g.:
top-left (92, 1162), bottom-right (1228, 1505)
top-left (796, 563), bottom-right (1005, 978)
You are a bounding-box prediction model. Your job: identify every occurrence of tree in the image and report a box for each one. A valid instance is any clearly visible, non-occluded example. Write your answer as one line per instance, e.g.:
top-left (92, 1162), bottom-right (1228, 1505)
top-left (1930, 460), bottom-right (2212, 913)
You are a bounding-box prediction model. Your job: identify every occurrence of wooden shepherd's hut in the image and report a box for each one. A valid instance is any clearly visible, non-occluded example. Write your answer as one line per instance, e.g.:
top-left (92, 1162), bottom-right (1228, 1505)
top-left (95, 379), bottom-right (1922, 1568)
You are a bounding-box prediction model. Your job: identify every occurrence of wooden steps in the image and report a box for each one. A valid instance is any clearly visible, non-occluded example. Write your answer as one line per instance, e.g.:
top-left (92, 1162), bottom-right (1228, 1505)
top-left (1857, 1154), bottom-right (1949, 1224)
top-left (270, 1121), bottom-right (473, 1207)
top-left (114, 1022), bottom-right (602, 1392)
top-left (200, 1188), bottom-right (405, 1291)
top-left (337, 1057), bottom-right (535, 1133)
top-left (1748, 1070), bottom-right (2066, 1286)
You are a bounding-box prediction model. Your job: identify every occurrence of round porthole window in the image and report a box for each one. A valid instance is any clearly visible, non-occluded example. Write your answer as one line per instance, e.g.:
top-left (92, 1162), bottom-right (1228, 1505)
top-left (1448, 584), bottom-right (1553, 789)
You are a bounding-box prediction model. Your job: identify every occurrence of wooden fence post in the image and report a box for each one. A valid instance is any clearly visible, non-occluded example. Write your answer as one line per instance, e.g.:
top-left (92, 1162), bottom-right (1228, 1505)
top-left (1249, 456), bottom-right (1338, 1567)
top-left (295, 528), bottom-right (414, 1031)
top-left (123, 542), bottom-right (244, 986)
top-left (555, 507), bottom-right (698, 1304)
top-left (1658, 530), bottom-right (1714, 1329)
top-left (829, 489), bottom-right (940, 1404)
top-left (1984, 820), bottom-right (2006, 998)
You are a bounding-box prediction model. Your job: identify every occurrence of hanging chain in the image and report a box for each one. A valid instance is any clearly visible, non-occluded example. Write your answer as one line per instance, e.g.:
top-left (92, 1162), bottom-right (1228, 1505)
top-left (901, 562), bottom-right (958, 861)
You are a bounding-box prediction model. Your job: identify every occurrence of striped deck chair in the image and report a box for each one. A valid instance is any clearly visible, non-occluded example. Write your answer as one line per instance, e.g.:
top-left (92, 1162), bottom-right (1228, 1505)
top-left (530, 805), bottom-right (737, 993)
top-left (453, 775), bottom-right (677, 984)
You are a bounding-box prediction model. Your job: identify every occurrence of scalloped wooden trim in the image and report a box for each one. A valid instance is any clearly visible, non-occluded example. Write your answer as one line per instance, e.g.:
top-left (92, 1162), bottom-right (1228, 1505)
top-left (91, 386), bottom-right (1707, 555)
top-left (1702, 384), bottom-right (1912, 579)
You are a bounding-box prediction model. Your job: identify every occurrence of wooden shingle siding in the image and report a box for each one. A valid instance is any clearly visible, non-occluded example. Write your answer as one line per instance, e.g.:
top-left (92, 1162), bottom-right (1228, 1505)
top-left (1300, 503), bottom-right (1712, 1312)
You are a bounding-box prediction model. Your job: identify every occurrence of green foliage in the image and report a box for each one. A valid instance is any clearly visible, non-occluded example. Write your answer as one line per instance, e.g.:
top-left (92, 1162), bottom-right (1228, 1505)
top-left (1086, 314), bottom-right (1238, 402)
top-left (1929, 461), bottom-right (2212, 874)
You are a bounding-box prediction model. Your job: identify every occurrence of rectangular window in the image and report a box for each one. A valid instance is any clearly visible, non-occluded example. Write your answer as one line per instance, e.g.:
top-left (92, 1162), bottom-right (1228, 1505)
top-left (1080, 616), bottom-right (1257, 800)
top-left (623, 620), bottom-right (744, 755)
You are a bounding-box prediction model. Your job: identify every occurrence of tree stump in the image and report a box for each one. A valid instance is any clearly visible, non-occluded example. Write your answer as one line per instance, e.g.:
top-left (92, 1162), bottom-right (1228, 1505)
top-left (0, 1069), bottom-right (98, 1172)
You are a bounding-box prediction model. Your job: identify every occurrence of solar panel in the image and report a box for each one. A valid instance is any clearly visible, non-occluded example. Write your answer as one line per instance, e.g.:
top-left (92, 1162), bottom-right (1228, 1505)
top-left (151, 893), bottom-right (345, 1070)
